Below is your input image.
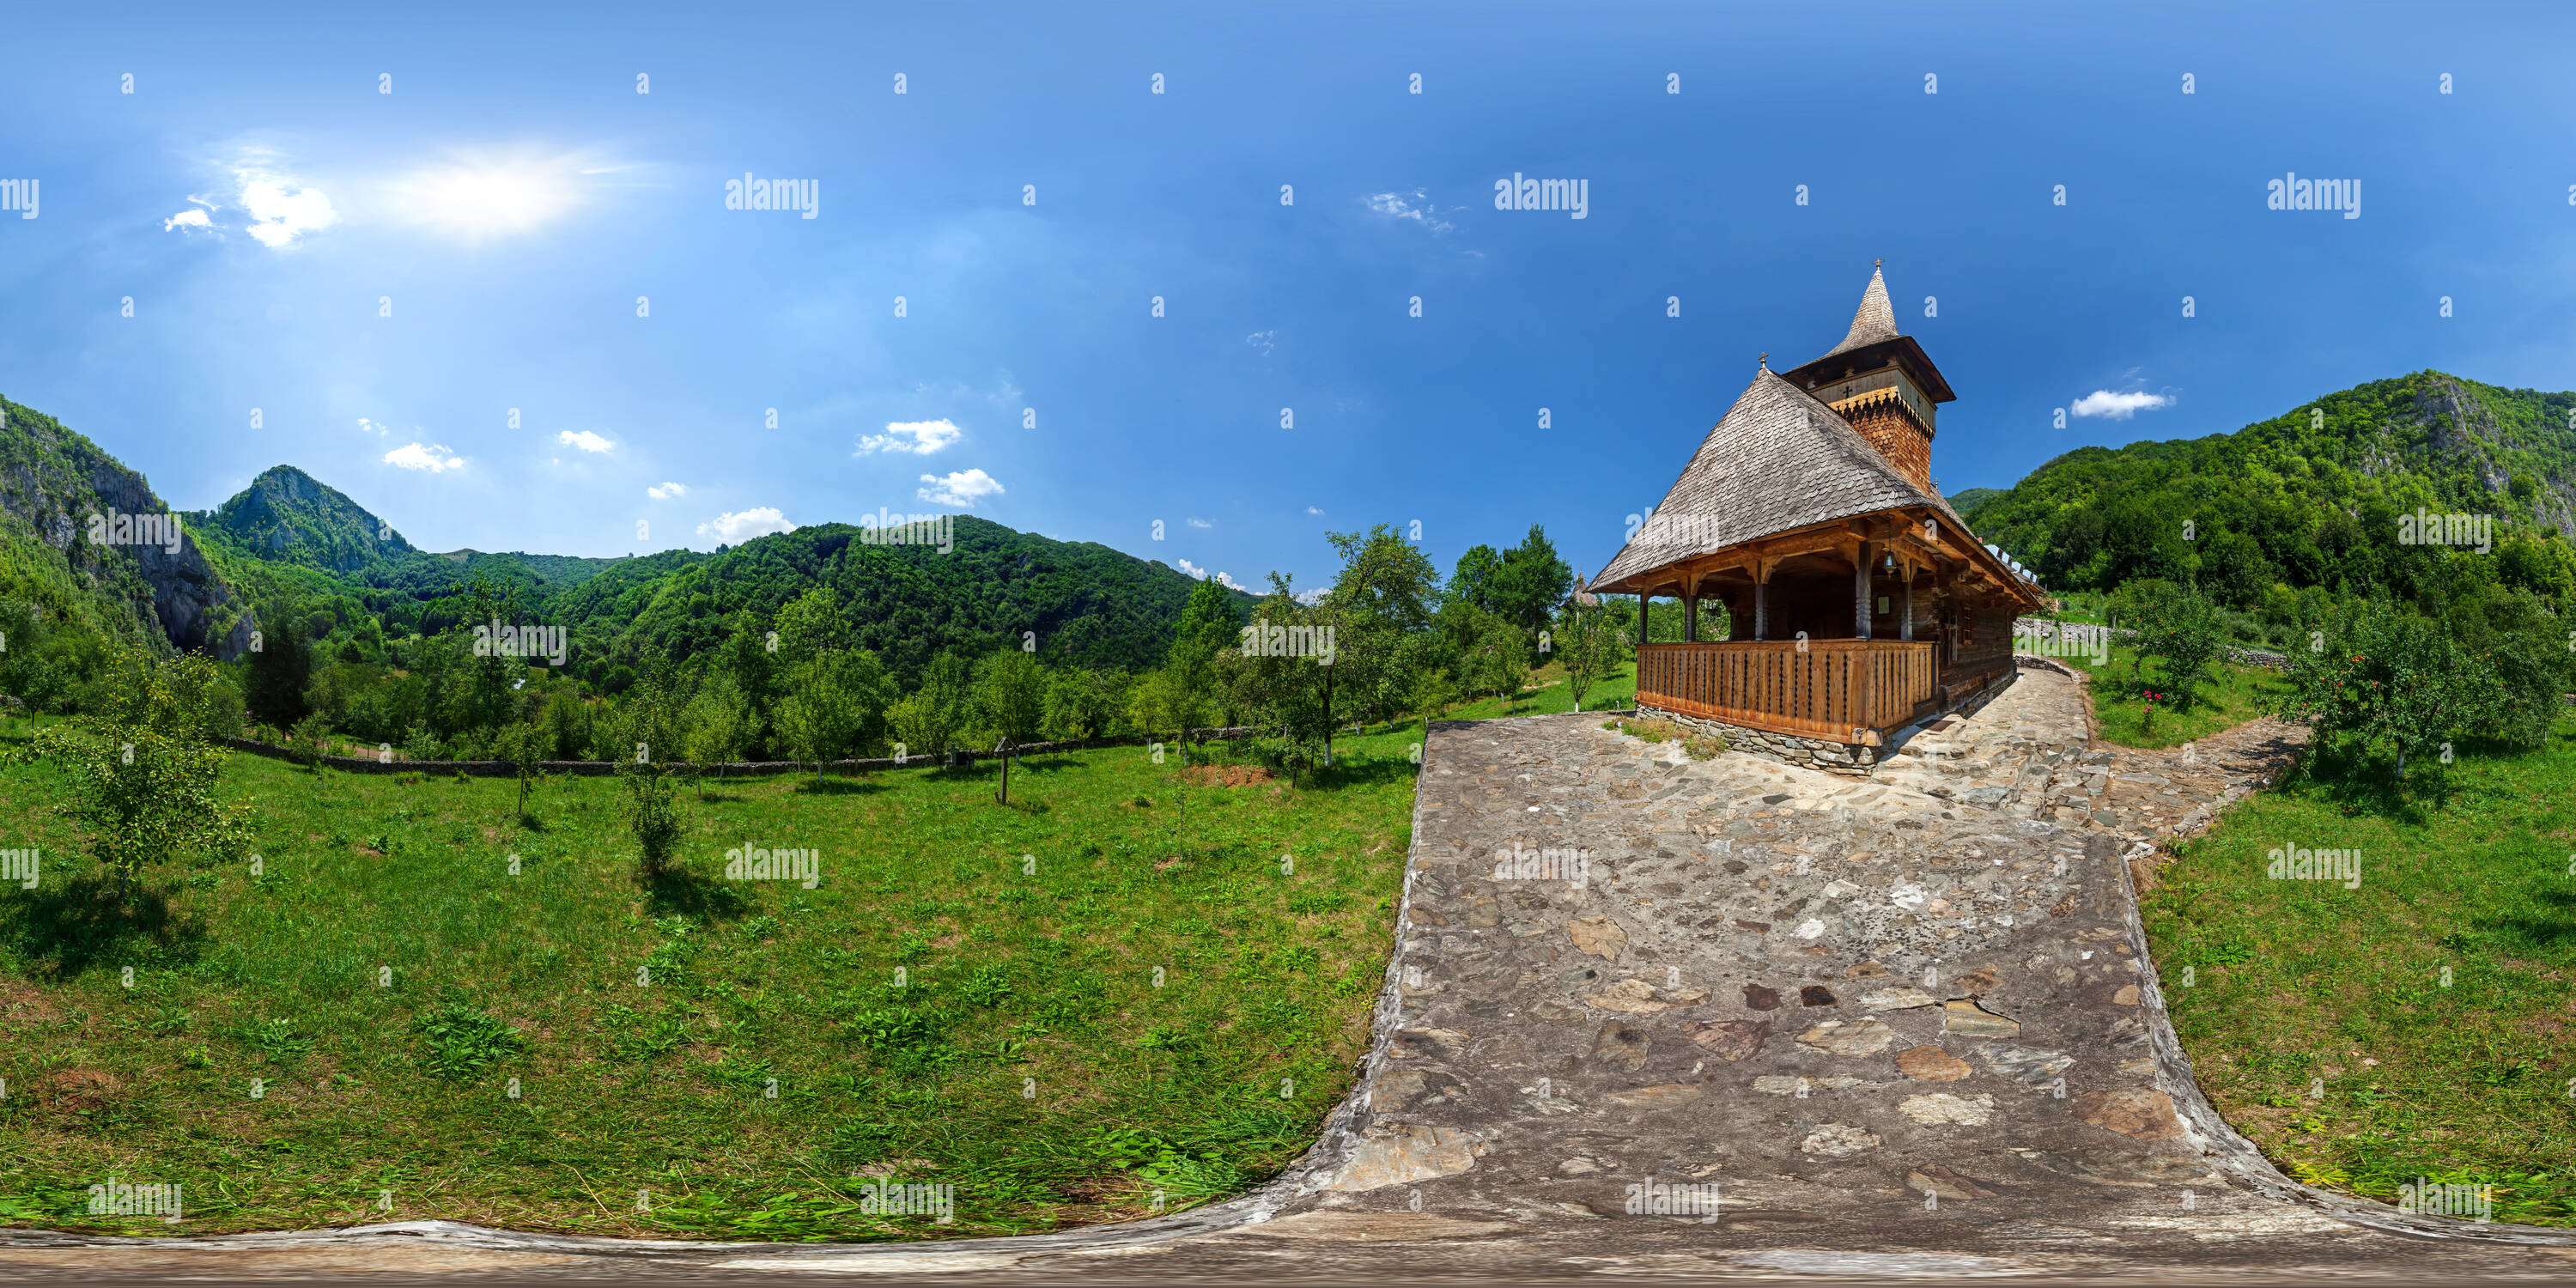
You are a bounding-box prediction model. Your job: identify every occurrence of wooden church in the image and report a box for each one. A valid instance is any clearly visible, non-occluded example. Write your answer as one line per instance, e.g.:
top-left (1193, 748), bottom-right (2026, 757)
top-left (1589, 264), bottom-right (2044, 764)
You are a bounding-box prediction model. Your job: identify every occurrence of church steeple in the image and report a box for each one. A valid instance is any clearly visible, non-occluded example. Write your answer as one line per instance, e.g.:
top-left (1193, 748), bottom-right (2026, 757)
top-left (1778, 263), bottom-right (1954, 496)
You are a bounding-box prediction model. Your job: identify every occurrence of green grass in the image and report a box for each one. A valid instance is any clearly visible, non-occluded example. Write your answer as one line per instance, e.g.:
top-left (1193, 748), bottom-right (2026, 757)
top-left (2143, 712), bottom-right (2576, 1225)
top-left (0, 721), bottom-right (1413, 1240)
top-left (1441, 659), bottom-right (1637, 721)
top-left (2051, 641), bottom-right (2287, 749)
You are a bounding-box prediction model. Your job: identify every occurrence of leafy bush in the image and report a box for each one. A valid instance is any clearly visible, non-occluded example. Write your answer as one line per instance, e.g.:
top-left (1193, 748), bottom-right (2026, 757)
top-left (413, 1000), bottom-right (531, 1079)
top-left (15, 647), bottom-right (251, 897)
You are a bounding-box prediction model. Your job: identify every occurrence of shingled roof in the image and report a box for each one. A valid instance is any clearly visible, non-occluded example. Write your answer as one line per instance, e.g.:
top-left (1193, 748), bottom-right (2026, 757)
top-left (1589, 367), bottom-right (1970, 592)
top-left (1816, 264), bottom-right (1900, 361)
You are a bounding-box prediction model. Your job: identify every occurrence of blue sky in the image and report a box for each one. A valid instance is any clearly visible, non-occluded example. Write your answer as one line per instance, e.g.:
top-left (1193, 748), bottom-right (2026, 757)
top-left (3, 1), bottom-right (2571, 596)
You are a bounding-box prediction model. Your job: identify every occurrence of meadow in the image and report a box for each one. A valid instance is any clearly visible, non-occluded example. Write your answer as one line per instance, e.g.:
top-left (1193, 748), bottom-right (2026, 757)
top-left (0, 720), bottom-right (1417, 1240)
top-left (2143, 710), bottom-right (2576, 1224)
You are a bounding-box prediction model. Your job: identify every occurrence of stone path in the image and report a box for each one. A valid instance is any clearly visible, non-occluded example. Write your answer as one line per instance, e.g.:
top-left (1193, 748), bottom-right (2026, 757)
top-left (4, 699), bottom-right (2565, 1283)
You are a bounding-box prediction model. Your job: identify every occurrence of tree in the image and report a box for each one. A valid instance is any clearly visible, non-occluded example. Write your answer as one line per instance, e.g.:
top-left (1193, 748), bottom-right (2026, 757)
top-left (1325, 525), bottom-right (1443, 735)
top-left (495, 720), bottom-right (552, 822)
top-left (2129, 582), bottom-right (2225, 712)
top-left (681, 673), bottom-right (756, 775)
top-left (17, 647), bottom-right (249, 901)
top-left (772, 587), bottom-right (850, 669)
top-left (1555, 603), bottom-right (1620, 713)
top-left (1489, 526), bottom-right (1574, 641)
top-left (1043, 666), bottom-right (1122, 740)
top-left (1447, 544), bottom-right (1504, 616)
top-left (612, 665), bottom-right (688, 877)
top-left (886, 652), bottom-right (974, 767)
top-left (244, 617), bottom-right (313, 728)
top-left (977, 648), bottom-right (1049, 803)
top-left (775, 649), bottom-right (895, 775)
top-left (2269, 599), bottom-right (2502, 782)
top-left (718, 610), bottom-right (777, 755)
top-left (1466, 614), bottom-right (1532, 708)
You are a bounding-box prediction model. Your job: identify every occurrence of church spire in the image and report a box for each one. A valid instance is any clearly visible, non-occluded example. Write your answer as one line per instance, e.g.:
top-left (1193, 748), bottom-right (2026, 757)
top-left (1821, 262), bottom-right (1899, 360)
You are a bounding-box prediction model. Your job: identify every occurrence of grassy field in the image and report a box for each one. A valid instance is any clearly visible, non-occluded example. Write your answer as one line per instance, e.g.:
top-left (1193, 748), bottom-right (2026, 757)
top-left (2048, 641), bottom-right (2287, 749)
top-left (2143, 712), bottom-right (2576, 1225)
top-left (0, 721), bottom-right (1418, 1240)
top-left (1439, 658), bottom-right (1637, 722)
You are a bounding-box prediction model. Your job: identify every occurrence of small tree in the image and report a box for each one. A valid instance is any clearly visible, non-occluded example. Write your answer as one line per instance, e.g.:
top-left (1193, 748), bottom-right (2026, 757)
top-left (977, 649), bottom-right (1048, 802)
top-left (1556, 605), bottom-right (1619, 713)
top-left (683, 673), bottom-right (756, 778)
top-left (775, 651), bottom-right (893, 777)
top-left (20, 647), bottom-right (248, 900)
top-left (495, 720), bottom-right (551, 822)
top-left (2269, 600), bottom-right (2501, 782)
top-left (2129, 583), bottom-right (2225, 712)
top-left (613, 667), bottom-right (687, 878)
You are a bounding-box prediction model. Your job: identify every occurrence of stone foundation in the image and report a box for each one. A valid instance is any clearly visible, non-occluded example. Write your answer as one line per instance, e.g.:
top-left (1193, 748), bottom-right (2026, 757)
top-left (1638, 666), bottom-right (2020, 780)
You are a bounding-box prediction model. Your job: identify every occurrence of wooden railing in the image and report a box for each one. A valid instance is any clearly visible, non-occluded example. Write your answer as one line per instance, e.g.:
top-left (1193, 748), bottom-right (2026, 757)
top-left (1635, 641), bottom-right (1937, 745)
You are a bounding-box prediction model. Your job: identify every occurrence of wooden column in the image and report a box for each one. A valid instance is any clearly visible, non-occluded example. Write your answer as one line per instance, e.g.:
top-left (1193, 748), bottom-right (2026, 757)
top-left (1853, 543), bottom-right (1874, 641)
top-left (1900, 563), bottom-right (1916, 641)
top-left (1638, 592), bottom-right (1649, 642)
top-left (1682, 571), bottom-right (1699, 642)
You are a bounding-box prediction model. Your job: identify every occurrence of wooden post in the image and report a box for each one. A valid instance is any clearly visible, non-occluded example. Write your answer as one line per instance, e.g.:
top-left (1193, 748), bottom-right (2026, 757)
top-left (1683, 593), bottom-right (1698, 642)
top-left (995, 735), bottom-right (1010, 803)
top-left (1753, 580), bottom-right (1767, 641)
top-left (1854, 543), bottom-right (1873, 641)
top-left (1638, 592), bottom-right (1649, 642)
top-left (1901, 563), bottom-right (1915, 641)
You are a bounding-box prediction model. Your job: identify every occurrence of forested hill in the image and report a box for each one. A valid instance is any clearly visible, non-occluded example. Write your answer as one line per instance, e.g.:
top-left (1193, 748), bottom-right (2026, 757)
top-left (0, 394), bottom-right (1253, 689)
top-left (582, 518), bottom-right (1249, 684)
top-left (1966, 371), bottom-right (2576, 611)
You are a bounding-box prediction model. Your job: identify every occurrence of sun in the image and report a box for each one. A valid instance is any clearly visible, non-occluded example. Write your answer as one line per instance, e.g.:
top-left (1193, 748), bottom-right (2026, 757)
top-left (392, 151), bottom-right (586, 239)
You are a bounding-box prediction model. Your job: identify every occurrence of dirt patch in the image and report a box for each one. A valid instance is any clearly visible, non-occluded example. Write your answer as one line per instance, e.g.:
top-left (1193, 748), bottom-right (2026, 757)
top-left (40, 1068), bottom-right (123, 1110)
top-left (0, 980), bottom-right (61, 1025)
top-left (1183, 764), bottom-right (1274, 787)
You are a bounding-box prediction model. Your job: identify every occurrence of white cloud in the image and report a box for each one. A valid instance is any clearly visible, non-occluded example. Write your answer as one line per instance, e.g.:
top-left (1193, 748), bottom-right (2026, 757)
top-left (697, 507), bottom-right (798, 543)
top-left (857, 418), bottom-right (963, 456)
top-left (162, 207), bottom-right (213, 233)
top-left (235, 163), bottom-right (339, 249)
top-left (1178, 558), bottom-right (1250, 592)
top-left (384, 442), bottom-right (465, 473)
top-left (1305, 506), bottom-right (1323, 515)
top-left (556, 429), bottom-right (615, 453)
top-left (919, 468), bottom-right (1004, 507)
top-left (647, 482), bottom-right (689, 501)
top-left (2070, 389), bottom-right (2174, 420)
top-left (1293, 587), bottom-right (1327, 605)
top-left (356, 418), bottom-right (390, 437)
top-left (1187, 517), bottom-right (1213, 529)
top-left (1245, 330), bottom-right (1276, 356)
top-left (1365, 189), bottom-right (1453, 234)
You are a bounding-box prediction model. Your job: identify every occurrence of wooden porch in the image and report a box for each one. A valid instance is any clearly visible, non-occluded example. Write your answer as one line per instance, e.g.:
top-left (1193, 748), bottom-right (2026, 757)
top-left (1637, 640), bottom-right (1937, 746)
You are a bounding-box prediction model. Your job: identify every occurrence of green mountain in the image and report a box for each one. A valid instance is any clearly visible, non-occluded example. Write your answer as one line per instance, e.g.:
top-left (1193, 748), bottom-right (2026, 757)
top-left (0, 394), bottom-right (254, 659)
top-left (1945, 487), bottom-right (2005, 521)
top-left (1966, 371), bottom-right (2576, 611)
top-left (2, 397), bottom-right (1254, 691)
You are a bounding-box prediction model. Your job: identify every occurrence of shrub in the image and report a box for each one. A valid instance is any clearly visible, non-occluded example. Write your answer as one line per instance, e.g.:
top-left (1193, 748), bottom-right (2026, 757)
top-left (413, 1000), bottom-right (531, 1079)
top-left (17, 647), bottom-right (251, 898)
